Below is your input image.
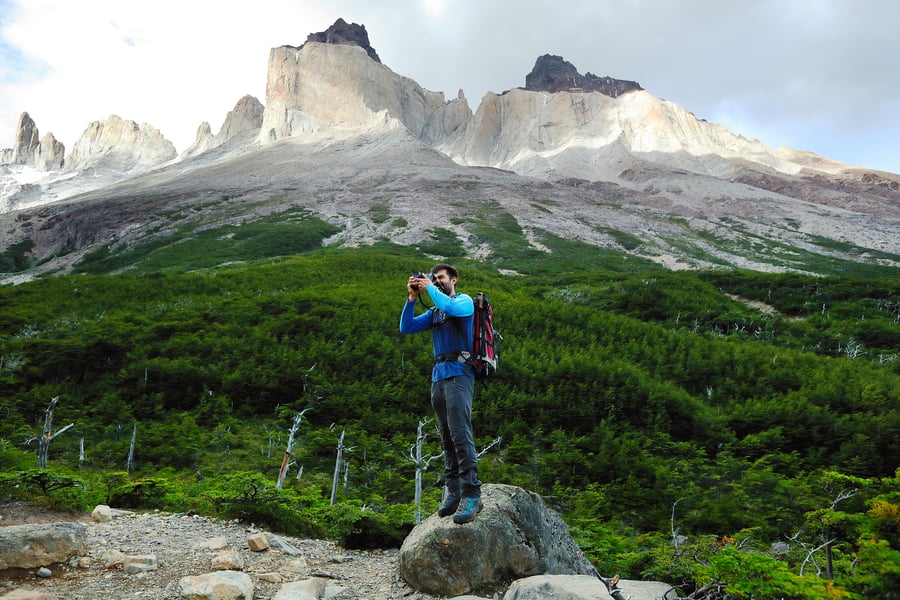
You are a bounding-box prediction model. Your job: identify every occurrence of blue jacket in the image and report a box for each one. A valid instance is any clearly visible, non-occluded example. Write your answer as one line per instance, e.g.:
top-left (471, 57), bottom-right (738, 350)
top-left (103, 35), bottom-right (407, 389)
top-left (400, 285), bottom-right (474, 382)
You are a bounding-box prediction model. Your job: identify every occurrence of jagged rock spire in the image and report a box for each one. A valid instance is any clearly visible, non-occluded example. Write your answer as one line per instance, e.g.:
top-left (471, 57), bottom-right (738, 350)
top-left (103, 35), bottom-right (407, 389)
top-left (2, 112), bottom-right (65, 169)
top-left (525, 54), bottom-right (643, 97)
top-left (13, 112), bottom-right (40, 165)
top-left (305, 18), bottom-right (381, 63)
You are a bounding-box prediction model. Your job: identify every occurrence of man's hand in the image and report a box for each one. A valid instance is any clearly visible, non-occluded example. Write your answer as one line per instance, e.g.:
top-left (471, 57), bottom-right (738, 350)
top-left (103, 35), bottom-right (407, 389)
top-left (408, 276), bottom-right (423, 301)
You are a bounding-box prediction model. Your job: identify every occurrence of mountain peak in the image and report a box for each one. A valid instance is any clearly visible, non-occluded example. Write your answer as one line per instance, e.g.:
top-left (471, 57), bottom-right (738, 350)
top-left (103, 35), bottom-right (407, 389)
top-left (525, 54), bottom-right (642, 97)
top-left (305, 18), bottom-right (381, 63)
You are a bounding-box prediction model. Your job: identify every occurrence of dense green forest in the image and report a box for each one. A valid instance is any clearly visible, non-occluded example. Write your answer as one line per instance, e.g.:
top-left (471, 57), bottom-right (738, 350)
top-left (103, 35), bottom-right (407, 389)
top-left (1, 241), bottom-right (899, 598)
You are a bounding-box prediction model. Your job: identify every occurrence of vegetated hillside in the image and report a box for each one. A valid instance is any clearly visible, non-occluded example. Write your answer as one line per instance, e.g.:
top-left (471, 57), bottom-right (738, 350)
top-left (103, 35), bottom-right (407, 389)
top-left (1, 244), bottom-right (899, 596)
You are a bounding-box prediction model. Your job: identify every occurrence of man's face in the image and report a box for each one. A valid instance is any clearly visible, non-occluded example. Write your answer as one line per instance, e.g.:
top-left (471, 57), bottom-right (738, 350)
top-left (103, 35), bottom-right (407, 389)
top-left (432, 269), bottom-right (456, 294)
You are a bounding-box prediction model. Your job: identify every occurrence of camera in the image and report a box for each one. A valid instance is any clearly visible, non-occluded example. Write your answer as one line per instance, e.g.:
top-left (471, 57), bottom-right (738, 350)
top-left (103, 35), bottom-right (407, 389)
top-left (412, 271), bottom-right (434, 282)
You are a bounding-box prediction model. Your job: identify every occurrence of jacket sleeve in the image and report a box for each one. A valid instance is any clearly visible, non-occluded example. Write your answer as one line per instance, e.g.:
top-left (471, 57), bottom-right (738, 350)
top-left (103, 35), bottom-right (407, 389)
top-left (399, 299), bottom-right (432, 334)
top-left (427, 286), bottom-right (474, 318)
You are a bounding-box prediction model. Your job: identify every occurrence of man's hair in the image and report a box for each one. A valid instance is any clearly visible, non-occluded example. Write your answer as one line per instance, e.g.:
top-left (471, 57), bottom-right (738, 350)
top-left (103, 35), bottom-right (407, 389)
top-left (431, 263), bottom-right (459, 279)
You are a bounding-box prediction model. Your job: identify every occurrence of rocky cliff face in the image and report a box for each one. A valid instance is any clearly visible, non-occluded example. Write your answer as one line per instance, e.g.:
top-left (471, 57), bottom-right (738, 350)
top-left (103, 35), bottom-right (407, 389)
top-left (435, 85), bottom-right (849, 183)
top-left (0, 20), bottom-right (865, 209)
top-left (217, 95), bottom-right (265, 143)
top-left (35, 132), bottom-right (66, 170)
top-left (12, 112), bottom-right (40, 166)
top-left (258, 41), bottom-right (466, 143)
top-left (255, 39), bottom-right (848, 186)
top-left (66, 115), bottom-right (176, 173)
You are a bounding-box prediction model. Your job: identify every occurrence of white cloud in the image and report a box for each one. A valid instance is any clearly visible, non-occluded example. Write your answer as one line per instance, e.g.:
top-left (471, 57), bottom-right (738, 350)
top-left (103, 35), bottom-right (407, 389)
top-left (420, 0), bottom-right (447, 20)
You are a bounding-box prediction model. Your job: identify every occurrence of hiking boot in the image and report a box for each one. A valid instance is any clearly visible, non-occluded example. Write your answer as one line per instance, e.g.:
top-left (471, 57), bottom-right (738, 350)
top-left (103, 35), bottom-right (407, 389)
top-left (453, 496), bottom-right (483, 524)
top-left (438, 493), bottom-right (461, 517)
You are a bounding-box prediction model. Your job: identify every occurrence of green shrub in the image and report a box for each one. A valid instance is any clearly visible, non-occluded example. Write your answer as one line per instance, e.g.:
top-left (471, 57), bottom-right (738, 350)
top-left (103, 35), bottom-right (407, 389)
top-left (221, 500), bottom-right (327, 539)
top-left (108, 477), bottom-right (174, 509)
top-left (324, 502), bottom-right (413, 549)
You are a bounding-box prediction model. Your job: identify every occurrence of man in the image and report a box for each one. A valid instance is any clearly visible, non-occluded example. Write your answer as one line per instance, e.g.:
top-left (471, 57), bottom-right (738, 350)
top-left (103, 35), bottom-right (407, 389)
top-left (400, 263), bottom-right (483, 524)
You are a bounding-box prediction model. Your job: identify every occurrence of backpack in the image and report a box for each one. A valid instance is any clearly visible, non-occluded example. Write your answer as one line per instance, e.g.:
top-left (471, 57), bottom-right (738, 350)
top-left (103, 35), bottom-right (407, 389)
top-left (428, 289), bottom-right (501, 381)
top-left (470, 292), bottom-right (501, 380)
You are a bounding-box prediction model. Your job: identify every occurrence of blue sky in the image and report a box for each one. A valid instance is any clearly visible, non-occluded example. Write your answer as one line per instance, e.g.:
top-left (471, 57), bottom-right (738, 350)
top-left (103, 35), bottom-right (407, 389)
top-left (1, 0), bottom-right (899, 174)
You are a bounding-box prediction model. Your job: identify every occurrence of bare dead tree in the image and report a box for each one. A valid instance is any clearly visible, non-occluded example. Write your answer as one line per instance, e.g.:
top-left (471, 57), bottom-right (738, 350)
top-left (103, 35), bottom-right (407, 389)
top-left (330, 429), bottom-right (354, 505)
top-left (276, 408), bottom-right (311, 489)
top-left (476, 435), bottom-right (503, 458)
top-left (406, 418), bottom-right (443, 523)
top-left (788, 484), bottom-right (857, 579)
top-left (671, 497), bottom-right (687, 549)
top-left (787, 529), bottom-right (834, 577)
top-left (126, 422), bottom-right (137, 473)
top-left (28, 397), bottom-right (75, 468)
top-left (263, 426), bottom-right (280, 458)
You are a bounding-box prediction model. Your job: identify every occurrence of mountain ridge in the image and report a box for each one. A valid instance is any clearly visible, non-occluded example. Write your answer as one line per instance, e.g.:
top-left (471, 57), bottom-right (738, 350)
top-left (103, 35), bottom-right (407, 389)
top-left (1, 19), bottom-right (900, 283)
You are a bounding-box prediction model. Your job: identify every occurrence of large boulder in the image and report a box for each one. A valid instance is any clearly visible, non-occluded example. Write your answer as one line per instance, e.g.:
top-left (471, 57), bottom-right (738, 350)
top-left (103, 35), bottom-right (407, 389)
top-left (503, 574), bottom-right (677, 600)
top-left (0, 522), bottom-right (87, 570)
top-left (176, 570), bottom-right (253, 600)
top-left (399, 484), bottom-right (594, 596)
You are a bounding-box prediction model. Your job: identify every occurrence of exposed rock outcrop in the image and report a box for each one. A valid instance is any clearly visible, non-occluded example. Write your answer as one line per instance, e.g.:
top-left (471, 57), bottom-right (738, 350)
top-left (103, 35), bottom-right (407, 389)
top-left (182, 122), bottom-right (218, 158)
top-left (65, 115), bottom-right (176, 173)
top-left (304, 18), bottom-right (381, 63)
top-left (181, 95), bottom-right (264, 159)
top-left (399, 484), bottom-right (595, 597)
top-left (525, 54), bottom-right (643, 97)
top-left (258, 41), bottom-right (467, 143)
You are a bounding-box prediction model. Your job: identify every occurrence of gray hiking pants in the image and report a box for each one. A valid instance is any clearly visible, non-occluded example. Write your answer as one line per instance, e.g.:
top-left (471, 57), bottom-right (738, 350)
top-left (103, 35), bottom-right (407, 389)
top-left (431, 375), bottom-right (482, 498)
